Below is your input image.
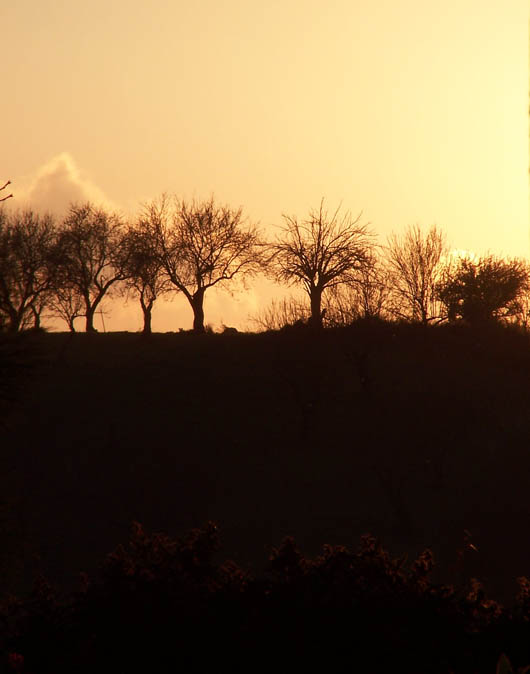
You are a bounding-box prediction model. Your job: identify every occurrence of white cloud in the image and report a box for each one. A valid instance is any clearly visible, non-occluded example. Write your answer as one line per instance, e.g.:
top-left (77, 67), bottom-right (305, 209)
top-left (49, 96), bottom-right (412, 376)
top-left (11, 153), bottom-right (116, 216)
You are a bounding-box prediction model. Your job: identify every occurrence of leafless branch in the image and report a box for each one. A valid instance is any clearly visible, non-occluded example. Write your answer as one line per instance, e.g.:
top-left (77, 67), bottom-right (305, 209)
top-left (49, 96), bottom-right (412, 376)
top-left (0, 180), bottom-right (13, 202)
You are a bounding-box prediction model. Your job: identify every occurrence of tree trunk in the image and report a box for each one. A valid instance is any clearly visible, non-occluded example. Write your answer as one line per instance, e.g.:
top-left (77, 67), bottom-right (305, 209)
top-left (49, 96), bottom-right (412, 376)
top-left (32, 308), bottom-right (41, 330)
top-left (6, 307), bottom-right (22, 332)
top-left (85, 289), bottom-right (108, 332)
top-left (139, 291), bottom-right (154, 335)
top-left (309, 287), bottom-right (323, 329)
top-left (191, 290), bottom-right (205, 332)
top-left (141, 302), bottom-right (153, 335)
top-left (85, 307), bottom-right (97, 332)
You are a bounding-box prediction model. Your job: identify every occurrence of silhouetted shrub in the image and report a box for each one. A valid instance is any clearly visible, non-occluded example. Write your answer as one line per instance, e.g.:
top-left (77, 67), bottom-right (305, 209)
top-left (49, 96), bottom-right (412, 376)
top-left (5, 523), bottom-right (530, 673)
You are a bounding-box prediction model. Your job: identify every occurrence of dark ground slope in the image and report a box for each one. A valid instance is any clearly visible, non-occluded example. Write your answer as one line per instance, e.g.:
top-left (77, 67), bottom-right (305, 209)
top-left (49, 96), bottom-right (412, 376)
top-left (3, 321), bottom-right (530, 603)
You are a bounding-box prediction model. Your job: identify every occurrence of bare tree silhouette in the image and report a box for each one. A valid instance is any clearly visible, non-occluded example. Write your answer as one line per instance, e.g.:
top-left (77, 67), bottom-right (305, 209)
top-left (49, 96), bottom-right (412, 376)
top-left (268, 200), bottom-right (373, 329)
top-left (48, 284), bottom-right (84, 332)
top-left (55, 203), bottom-right (128, 332)
top-left (385, 225), bottom-right (447, 324)
top-left (0, 209), bottom-right (57, 331)
top-left (121, 217), bottom-right (173, 334)
top-left (146, 195), bottom-right (263, 332)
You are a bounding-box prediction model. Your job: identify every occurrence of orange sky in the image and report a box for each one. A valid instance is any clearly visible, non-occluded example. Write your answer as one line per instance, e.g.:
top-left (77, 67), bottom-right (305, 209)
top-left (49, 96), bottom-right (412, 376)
top-left (2, 0), bottom-right (529, 331)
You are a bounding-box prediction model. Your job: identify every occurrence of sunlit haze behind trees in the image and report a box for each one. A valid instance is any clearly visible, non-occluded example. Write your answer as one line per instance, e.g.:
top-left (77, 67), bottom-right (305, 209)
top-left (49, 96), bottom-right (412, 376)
top-left (2, 0), bottom-right (528, 332)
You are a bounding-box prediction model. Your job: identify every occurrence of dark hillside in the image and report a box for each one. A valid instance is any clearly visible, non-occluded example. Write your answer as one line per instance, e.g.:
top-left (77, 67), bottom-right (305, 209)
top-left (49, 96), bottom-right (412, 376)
top-left (3, 321), bottom-right (530, 603)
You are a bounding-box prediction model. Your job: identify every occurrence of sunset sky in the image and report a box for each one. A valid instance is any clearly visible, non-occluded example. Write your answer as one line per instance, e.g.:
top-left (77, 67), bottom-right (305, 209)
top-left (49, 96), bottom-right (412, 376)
top-left (3, 0), bottom-right (529, 331)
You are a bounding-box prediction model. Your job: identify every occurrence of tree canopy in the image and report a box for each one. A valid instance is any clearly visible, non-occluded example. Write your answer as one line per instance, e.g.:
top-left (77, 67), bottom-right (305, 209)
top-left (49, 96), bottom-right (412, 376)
top-left (437, 255), bottom-right (530, 325)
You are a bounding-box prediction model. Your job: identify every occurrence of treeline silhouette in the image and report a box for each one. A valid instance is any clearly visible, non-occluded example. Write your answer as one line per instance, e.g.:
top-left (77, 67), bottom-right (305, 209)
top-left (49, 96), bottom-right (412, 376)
top-left (4, 521), bottom-right (530, 673)
top-left (1, 196), bottom-right (529, 334)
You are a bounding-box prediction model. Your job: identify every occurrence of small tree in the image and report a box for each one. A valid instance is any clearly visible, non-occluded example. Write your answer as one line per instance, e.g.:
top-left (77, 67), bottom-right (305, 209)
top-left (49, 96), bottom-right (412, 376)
top-left (121, 217), bottom-right (173, 334)
top-left (56, 203), bottom-right (127, 332)
top-left (437, 254), bottom-right (530, 325)
top-left (148, 195), bottom-right (263, 332)
top-left (48, 284), bottom-right (84, 332)
top-left (385, 225), bottom-right (447, 324)
top-left (0, 209), bottom-right (57, 332)
top-left (269, 200), bottom-right (373, 329)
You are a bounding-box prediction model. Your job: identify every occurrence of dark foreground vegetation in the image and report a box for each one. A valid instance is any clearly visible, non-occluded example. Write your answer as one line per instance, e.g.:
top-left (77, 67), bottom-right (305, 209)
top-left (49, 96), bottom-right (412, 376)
top-left (3, 522), bottom-right (530, 673)
top-left (4, 321), bottom-right (530, 670)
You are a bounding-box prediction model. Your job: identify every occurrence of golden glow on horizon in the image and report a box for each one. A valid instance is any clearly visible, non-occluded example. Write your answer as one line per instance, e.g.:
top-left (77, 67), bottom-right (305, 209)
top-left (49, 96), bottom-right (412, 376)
top-left (2, 0), bottom-right (529, 331)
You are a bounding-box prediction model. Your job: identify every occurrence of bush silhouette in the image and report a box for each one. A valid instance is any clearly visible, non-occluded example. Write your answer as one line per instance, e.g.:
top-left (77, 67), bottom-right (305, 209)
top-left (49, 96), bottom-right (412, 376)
top-left (5, 523), bottom-right (530, 672)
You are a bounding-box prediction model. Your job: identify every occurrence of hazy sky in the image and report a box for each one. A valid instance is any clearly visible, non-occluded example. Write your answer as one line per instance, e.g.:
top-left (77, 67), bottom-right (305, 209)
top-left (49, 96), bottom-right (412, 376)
top-left (3, 0), bottom-right (529, 331)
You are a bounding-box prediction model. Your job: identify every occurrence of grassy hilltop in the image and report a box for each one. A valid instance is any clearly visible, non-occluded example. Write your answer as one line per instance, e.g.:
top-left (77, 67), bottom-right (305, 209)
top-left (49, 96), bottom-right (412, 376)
top-left (3, 320), bottom-right (530, 604)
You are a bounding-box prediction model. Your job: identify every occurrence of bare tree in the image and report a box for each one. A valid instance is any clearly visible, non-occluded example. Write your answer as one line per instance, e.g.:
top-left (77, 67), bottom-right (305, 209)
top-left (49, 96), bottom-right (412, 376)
top-left (268, 200), bottom-right (373, 329)
top-left (437, 254), bottom-right (530, 325)
top-left (385, 224), bottom-right (448, 324)
top-left (147, 195), bottom-right (263, 332)
top-left (56, 203), bottom-right (128, 332)
top-left (121, 217), bottom-right (173, 334)
top-left (0, 209), bottom-right (57, 332)
top-left (48, 284), bottom-right (85, 332)
top-left (0, 180), bottom-right (12, 203)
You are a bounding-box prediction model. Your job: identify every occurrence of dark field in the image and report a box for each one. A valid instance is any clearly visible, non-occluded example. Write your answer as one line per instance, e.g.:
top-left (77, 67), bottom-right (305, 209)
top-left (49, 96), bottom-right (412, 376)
top-left (3, 321), bottom-right (530, 604)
